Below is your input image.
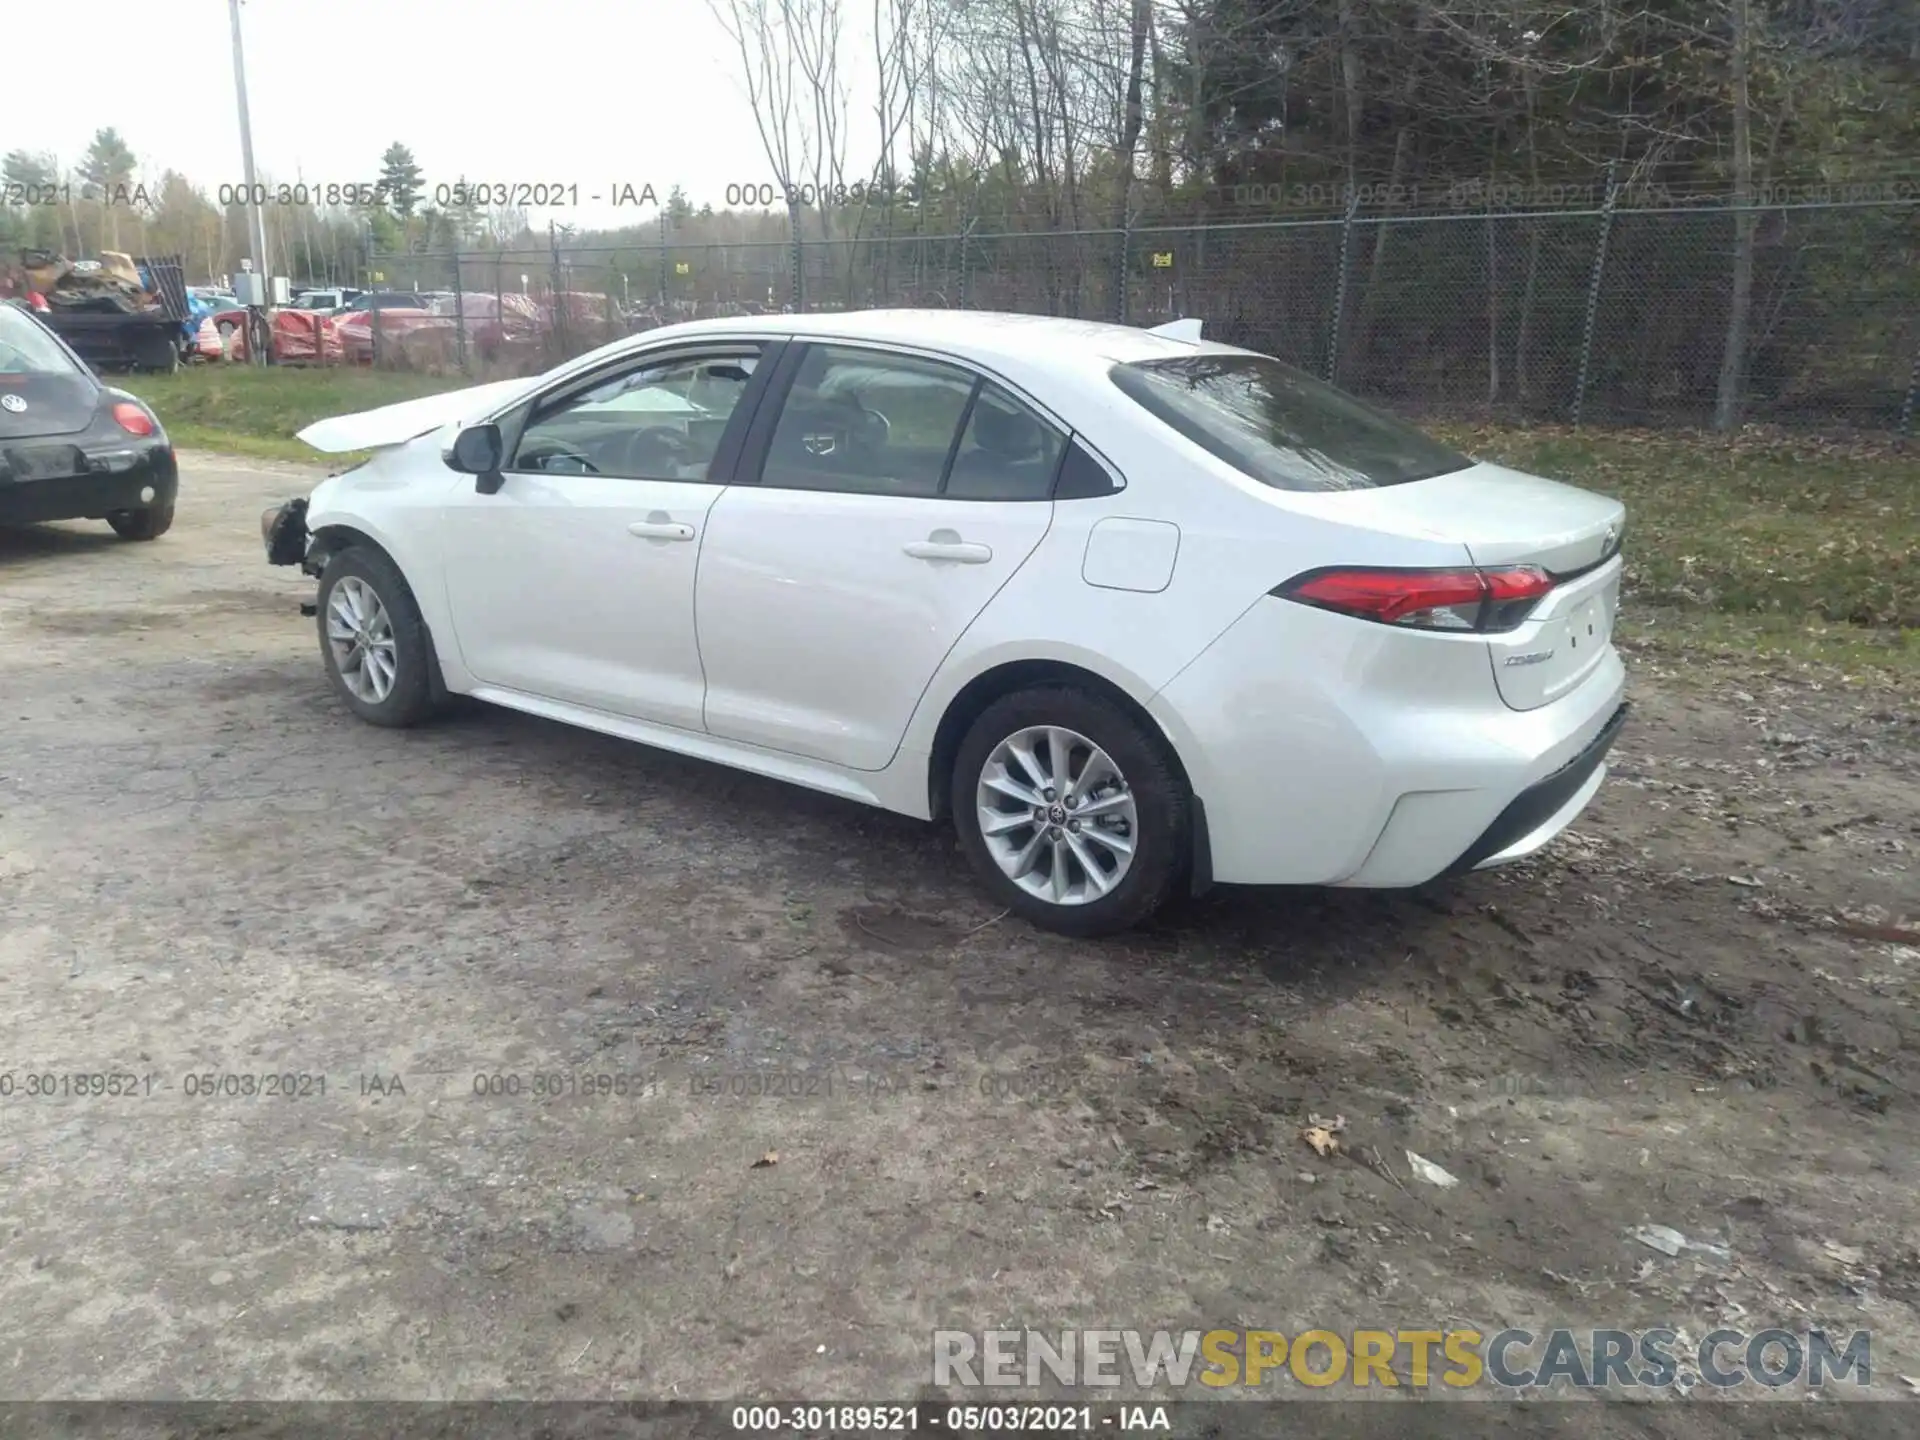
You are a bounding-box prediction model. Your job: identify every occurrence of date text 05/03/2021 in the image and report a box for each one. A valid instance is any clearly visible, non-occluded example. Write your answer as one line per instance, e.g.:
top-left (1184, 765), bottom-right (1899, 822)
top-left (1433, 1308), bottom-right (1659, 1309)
top-left (435, 182), bottom-right (658, 209)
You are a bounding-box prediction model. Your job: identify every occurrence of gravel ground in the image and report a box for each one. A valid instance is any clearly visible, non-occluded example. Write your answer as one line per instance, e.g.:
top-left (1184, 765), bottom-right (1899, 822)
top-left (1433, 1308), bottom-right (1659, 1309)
top-left (2, 455), bottom-right (1917, 1432)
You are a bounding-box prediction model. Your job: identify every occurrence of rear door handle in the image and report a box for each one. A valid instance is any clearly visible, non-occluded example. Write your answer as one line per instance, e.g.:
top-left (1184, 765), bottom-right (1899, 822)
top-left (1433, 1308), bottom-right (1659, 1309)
top-left (904, 538), bottom-right (992, 564)
top-left (629, 517), bottom-right (695, 541)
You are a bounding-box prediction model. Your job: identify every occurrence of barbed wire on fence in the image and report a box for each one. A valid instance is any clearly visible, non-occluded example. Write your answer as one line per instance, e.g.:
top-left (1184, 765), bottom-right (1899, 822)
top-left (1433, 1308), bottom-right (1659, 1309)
top-left (347, 196), bottom-right (1919, 433)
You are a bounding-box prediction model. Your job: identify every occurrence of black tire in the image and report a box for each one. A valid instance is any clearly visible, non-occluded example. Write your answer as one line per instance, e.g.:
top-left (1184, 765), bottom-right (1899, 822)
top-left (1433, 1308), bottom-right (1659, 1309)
top-left (315, 545), bottom-right (443, 728)
top-left (107, 503), bottom-right (174, 541)
top-left (951, 684), bottom-right (1190, 937)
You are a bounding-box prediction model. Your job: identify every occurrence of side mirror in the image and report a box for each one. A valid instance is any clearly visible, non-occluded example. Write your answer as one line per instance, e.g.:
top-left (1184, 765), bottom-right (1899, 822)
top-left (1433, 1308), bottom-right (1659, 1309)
top-left (445, 422), bottom-right (506, 494)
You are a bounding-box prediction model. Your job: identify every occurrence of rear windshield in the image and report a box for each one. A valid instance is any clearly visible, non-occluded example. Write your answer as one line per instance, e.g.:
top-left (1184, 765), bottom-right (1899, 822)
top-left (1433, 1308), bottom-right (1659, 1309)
top-left (0, 305), bottom-right (82, 376)
top-left (1111, 354), bottom-right (1469, 490)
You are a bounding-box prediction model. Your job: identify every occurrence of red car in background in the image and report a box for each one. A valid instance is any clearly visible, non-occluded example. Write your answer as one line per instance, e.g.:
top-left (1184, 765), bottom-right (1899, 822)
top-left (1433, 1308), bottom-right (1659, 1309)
top-left (219, 305), bottom-right (344, 364)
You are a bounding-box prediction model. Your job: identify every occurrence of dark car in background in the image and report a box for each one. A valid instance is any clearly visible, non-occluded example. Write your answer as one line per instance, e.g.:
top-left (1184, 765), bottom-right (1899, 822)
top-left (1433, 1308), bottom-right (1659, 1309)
top-left (336, 291), bottom-right (429, 315)
top-left (0, 301), bottom-right (178, 540)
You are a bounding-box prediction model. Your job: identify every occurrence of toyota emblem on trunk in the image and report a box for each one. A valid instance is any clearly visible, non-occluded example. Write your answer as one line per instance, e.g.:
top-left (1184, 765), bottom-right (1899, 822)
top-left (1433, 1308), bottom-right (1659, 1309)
top-left (0, 394), bottom-right (25, 413)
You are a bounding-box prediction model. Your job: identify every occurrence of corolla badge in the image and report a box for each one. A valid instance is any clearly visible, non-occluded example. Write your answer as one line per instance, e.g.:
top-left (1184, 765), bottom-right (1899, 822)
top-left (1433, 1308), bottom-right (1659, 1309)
top-left (0, 394), bottom-right (26, 413)
top-left (1504, 650), bottom-right (1556, 667)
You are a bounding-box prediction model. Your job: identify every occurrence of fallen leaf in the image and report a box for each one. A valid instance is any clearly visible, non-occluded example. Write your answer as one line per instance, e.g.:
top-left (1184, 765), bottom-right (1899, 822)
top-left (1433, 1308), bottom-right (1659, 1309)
top-left (1301, 1125), bottom-right (1341, 1157)
top-left (751, 1150), bottom-right (779, 1169)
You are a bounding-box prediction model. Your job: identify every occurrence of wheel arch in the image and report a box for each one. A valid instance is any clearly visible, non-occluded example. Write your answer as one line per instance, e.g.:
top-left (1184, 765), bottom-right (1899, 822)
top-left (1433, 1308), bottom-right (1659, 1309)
top-left (304, 521), bottom-right (385, 575)
top-left (306, 522), bottom-right (451, 704)
top-left (925, 658), bottom-right (1213, 894)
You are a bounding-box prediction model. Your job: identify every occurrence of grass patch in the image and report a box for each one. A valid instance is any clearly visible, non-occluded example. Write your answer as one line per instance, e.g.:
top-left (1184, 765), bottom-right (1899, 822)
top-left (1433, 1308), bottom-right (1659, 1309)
top-left (1434, 421), bottom-right (1919, 681)
top-left (138, 366), bottom-right (473, 463)
top-left (138, 369), bottom-right (1915, 681)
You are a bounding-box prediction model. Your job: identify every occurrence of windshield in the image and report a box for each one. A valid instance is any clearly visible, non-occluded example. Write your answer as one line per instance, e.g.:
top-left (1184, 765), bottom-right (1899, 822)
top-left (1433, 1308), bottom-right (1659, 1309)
top-left (0, 305), bottom-right (82, 375)
top-left (1111, 354), bottom-right (1470, 491)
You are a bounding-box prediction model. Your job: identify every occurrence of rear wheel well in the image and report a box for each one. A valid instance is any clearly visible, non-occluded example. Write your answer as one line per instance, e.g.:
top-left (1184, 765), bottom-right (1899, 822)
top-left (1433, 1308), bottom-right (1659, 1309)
top-left (928, 661), bottom-right (1191, 820)
top-left (929, 660), bottom-right (1212, 897)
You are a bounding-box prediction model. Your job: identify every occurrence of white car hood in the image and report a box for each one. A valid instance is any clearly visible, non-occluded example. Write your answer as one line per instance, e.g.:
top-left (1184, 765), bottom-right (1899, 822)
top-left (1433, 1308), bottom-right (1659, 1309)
top-left (295, 376), bottom-right (538, 453)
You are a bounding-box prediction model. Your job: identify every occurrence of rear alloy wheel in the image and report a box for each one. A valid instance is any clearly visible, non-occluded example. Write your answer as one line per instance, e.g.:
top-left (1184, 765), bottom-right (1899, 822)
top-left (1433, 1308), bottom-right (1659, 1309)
top-left (953, 686), bottom-right (1189, 937)
top-left (107, 503), bottom-right (174, 541)
top-left (316, 547), bottom-right (440, 727)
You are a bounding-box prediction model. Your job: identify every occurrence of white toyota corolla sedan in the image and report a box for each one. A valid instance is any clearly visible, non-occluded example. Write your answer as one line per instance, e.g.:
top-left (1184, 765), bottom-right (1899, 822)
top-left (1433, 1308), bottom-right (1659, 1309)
top-left (263, 309), bottom-right (1628, 936)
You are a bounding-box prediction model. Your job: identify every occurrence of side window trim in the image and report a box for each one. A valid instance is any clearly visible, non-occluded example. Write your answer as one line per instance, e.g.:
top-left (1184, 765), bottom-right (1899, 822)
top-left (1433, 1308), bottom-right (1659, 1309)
top-left (730, 340), bottom-right (812, 486)
top-left (935, 378), bottom-right (986, 497)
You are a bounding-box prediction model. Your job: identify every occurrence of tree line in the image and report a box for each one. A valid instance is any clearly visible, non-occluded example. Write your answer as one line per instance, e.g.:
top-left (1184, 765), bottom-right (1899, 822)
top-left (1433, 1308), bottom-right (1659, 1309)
top-left (7, 3), bottom-right (1914, 268)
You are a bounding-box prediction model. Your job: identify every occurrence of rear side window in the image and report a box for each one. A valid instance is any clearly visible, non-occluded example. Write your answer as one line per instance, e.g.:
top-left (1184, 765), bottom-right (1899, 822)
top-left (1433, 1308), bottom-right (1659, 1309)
top-left (1111, 355), bottom-right (1469, 491)
top-left (944, 384), bottom-right (1065, 500)
top-left (760, 345), bottom-right (976, 497)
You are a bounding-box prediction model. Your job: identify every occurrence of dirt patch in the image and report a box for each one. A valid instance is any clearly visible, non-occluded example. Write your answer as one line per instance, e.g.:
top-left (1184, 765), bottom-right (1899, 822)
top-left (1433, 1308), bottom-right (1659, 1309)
top-left (0, 459), bottom-right (1915, 1419)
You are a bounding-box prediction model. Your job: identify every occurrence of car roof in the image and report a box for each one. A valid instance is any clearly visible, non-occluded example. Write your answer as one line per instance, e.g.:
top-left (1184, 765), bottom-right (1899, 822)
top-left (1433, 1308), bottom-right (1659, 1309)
top-left (650, 309), bottom-right (1238, 372)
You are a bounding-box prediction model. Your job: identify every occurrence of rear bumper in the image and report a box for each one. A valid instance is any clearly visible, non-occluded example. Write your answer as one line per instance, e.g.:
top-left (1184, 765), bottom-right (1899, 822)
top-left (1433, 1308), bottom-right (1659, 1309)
top-left (1147, 594), bottom-right (1627, 887)
top-left (0, 446), bottom-right (177, 525)
top-left (1440, 701), bottom-right (1628, 876)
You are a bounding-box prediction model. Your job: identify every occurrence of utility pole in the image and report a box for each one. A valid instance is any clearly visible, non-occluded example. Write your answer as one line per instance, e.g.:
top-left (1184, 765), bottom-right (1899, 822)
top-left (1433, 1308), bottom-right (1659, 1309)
top-left (228, 0), bottom-right (271, 364)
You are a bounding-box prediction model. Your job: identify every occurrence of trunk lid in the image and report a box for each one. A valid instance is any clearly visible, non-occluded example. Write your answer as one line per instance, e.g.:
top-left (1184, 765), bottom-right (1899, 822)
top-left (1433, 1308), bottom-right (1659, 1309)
top-left (0, 373), bottom-right (99, 439)
top-left (1299, 460), bottom-right (1626, 712)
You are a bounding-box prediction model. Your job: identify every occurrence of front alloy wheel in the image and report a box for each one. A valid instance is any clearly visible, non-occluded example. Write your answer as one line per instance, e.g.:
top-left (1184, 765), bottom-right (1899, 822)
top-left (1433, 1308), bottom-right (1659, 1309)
top-left (315, 545), bottom-right (442, 728)
top-left (977, 725), bottom-right (1138, 906)
top-left (325, 575), bottom-right (398, 704)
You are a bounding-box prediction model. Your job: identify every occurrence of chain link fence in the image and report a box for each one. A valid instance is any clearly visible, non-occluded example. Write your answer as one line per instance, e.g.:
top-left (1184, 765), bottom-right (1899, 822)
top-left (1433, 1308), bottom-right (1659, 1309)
top-left (357, 194), bottom-right (1918, 433)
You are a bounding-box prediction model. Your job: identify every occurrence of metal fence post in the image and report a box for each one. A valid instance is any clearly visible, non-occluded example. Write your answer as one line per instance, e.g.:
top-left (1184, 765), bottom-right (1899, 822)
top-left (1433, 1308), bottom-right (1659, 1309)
top-left (1572, 160), bottom-right (1620, 428)
top-left (789, 206), bottom-right (805, 313)
top-left (658, 208), bottom-right (670, 308)
top-left (548, 221), bottom-right (567, 358)
top-left (1326, 189), bottom-right (1360, 382)
top-left (1114, 209), bottom-right (1133, 325)
top-left (451, 250), bottom-right (468, 375)
top-left (957, 220), bottom-right (974, 310)
top-left (1901, 339), bottom-right (1919, 438)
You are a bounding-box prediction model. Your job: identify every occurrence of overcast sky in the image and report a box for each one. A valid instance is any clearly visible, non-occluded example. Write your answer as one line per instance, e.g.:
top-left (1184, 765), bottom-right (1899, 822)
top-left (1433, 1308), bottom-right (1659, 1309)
top-left (0, 0), bottom-right (875, 229)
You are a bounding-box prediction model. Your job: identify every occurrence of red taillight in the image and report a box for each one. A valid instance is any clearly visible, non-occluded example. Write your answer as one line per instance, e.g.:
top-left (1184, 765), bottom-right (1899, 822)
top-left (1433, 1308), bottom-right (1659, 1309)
top-left (27, 290), bottom-right (49, 311)
top-left (111, 402), bottom-right (156, 437)
top-left (1275, 565), bottom-right (1553, 632)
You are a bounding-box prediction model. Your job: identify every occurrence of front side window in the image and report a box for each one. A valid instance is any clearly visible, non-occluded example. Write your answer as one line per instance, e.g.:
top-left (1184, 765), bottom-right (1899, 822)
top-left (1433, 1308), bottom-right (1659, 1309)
top-left (511, 350), bottom-right (761, 480)
top-left (760, 345), bottom-right (976, 497)
top-left (0, 306), bottom-right (81, 375)
top-left (1111, 354), bottom-right (1470, 491)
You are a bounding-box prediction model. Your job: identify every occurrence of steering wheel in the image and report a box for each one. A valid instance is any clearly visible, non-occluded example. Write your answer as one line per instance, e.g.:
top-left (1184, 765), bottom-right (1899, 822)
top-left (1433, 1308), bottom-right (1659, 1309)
top-left (838, 402), bottom-right (890, 463)
top-left (620, 425), bottom-right (694, 476)
top-left (520, 440), bottom-right (600, 474)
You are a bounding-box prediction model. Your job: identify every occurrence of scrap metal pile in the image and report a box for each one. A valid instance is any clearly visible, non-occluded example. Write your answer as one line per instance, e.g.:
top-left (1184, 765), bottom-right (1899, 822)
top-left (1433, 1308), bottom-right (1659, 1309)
top-left (18, 249), bottom-right (166, 314)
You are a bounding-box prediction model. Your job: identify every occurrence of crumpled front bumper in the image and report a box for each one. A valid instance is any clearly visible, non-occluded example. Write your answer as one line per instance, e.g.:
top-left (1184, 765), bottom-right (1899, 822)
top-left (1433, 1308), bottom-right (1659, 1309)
top-left (261, 496), bottom-right (311, 568)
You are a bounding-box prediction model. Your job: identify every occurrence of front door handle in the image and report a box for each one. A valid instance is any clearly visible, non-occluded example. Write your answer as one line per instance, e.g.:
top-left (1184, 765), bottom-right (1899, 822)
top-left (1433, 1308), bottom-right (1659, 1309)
top-left (904, 530), bottom-right (992, 563)
top-left (629, 512), bottom-right (695, 542)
